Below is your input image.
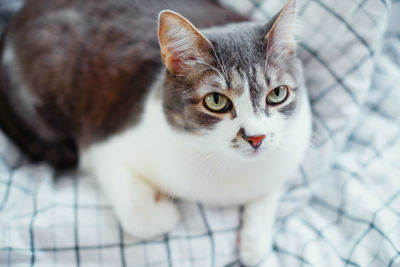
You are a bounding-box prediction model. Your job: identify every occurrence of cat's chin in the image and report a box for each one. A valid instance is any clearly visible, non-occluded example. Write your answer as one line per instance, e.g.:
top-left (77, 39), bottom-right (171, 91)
top-left (229, 147), bottom-right (269, 161)
top-left (244, 148), bottom-right (266, 158)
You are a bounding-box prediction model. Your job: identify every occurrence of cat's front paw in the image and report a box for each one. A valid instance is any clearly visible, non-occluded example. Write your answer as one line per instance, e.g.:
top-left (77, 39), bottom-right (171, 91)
top-left (239, 226), bottom-right (272, 266)
top-left (118, 199), bottom-right (179, 239)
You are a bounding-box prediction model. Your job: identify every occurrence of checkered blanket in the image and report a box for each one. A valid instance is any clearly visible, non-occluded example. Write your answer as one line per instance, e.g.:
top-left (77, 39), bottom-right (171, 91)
top-left (1, 0), bottom-right (399, 266)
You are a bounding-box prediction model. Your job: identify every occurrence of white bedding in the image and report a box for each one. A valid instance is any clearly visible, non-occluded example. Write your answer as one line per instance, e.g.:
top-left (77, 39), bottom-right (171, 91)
top-left (1, 0), bottom-right (399, 266)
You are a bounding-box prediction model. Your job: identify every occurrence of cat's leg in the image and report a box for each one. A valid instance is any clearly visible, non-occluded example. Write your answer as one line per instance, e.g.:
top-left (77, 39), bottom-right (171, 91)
top-left (89, 158), bottom-right (179, 239)
top-left (239, 187), bottom-right (282, 266)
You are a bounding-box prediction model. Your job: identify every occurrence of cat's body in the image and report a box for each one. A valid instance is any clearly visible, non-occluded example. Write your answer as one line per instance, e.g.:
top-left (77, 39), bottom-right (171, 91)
top-left (0, 0), bottom-right (244, 167)
top-left (0, 0), bottom-right (311, 265)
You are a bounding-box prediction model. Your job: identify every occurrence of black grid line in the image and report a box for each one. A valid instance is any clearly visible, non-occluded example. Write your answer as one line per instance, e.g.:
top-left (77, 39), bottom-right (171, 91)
top-left (313, 0), bottom-right (375, 57)
top-left (118, 225), bottom-right (127, 267)
top-left (73, 176), bottom-right (81, 267)
top-left (29, 188), bottom-right (37, 266)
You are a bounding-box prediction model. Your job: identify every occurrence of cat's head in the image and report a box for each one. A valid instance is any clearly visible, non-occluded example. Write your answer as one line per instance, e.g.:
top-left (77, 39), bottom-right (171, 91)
top-left (158, 0), bottom-right (304, 159)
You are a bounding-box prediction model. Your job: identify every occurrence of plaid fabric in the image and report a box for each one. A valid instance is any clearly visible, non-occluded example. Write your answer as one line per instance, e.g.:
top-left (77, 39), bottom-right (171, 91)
top-left (1, 0), bottom-right (399, 266)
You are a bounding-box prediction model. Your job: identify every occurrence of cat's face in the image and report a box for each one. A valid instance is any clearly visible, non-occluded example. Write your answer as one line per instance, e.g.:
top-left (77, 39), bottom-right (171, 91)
top-left (159, 0), bottom-right (302, 159)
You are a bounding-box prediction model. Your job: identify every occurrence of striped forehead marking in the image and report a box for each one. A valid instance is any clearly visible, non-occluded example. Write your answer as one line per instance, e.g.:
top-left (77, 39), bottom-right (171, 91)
top-left (226, 65), bottom-right (268, 113)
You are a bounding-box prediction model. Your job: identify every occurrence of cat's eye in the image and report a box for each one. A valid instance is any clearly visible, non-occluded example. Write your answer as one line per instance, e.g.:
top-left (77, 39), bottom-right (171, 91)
top-left (204, 93), bottom-right (231, 113)
top-left (267, 85), bottom-right (289, 105)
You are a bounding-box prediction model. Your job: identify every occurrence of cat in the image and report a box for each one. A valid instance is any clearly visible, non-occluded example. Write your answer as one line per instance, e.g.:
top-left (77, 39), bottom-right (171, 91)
top-left (0, 0), bottom-right (311, 265)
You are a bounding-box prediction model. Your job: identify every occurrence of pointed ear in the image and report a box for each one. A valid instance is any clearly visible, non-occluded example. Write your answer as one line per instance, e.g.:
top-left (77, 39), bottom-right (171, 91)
top-left (158, 10), bottom-right (213, 76)
top-left (264, 0), bottom-right (297, 55)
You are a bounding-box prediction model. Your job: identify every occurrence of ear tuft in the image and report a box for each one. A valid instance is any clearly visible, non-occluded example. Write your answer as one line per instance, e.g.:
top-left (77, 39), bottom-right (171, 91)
top-left (265, 0), bottom-right (297, 55)
top-left (158, 10), bottom-right (212, 76)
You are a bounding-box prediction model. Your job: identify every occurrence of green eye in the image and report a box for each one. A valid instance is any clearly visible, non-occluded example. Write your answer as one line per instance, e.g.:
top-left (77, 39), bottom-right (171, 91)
top-left (267, 85), bottom-right (289, 105)
top-left (204, 93), bottom-right (231, 112)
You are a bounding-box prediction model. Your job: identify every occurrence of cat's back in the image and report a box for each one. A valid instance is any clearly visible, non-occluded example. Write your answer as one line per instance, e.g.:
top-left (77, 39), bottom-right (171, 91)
top-left (6, 0), bottom-right (166, 143)
top-left (0, 0), bottom-right (244, 168)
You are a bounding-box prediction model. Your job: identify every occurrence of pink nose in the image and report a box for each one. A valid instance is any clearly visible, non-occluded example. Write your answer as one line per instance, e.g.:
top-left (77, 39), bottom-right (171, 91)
top-left (244, 135), bottom-right (265, 149)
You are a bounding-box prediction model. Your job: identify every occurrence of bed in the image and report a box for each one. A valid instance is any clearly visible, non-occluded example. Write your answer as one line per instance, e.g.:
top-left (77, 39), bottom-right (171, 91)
top-left (1, 0), bottom-right (399, 266)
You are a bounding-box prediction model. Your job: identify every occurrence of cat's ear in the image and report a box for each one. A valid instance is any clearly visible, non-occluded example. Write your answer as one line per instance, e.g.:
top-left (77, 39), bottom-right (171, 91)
top-left (264, 0), bottom-right (297, 55)
top-left (158, 10), bottom-right (213, 76)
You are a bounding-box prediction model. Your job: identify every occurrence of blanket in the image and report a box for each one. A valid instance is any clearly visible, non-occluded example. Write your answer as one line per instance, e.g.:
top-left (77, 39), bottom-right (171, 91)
top-left (1, 0), bottom-right (399, 266)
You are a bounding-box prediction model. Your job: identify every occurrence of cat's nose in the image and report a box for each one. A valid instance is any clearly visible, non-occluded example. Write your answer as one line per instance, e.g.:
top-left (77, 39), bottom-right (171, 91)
top-left (244, 135), bottom-right (265, 149)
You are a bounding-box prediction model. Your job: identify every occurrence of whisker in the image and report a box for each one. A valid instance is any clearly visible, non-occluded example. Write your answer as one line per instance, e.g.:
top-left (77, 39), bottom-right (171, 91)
top-left (197, 61), bottom-right (225, 81)
top-left (209, 40), bottom-right (229, 82)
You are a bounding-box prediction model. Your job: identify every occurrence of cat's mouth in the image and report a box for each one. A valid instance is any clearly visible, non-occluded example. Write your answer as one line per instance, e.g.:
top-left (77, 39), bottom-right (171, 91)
top-left (239, 145), bottom-right (267, 158)
top-left (248, 148), bottom-right (264, 156)
top-left (251, 148), bottom-right (262, 154)
top-left (230, 139), bottom-right (269, 158)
